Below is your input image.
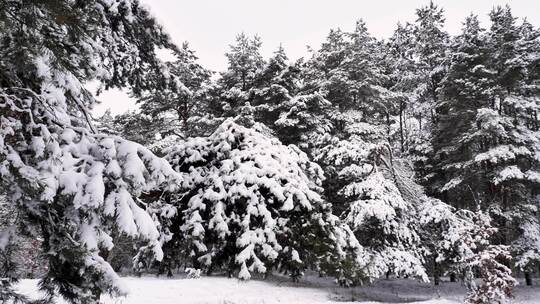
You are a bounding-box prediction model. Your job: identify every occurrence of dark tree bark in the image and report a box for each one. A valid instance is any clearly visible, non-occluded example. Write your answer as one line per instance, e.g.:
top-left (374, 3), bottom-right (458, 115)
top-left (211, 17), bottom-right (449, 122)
top-left (525, 272), bottom-right (532, 286)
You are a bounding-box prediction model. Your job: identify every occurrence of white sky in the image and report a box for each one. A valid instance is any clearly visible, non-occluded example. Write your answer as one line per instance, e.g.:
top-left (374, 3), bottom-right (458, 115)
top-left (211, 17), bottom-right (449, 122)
top-left (92, 0), bottom-right (540, 117)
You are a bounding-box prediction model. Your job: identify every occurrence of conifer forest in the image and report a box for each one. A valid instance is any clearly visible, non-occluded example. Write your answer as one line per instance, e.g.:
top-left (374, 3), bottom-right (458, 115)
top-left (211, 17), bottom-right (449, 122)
top-left (0, 1), bottom-right (539, 303)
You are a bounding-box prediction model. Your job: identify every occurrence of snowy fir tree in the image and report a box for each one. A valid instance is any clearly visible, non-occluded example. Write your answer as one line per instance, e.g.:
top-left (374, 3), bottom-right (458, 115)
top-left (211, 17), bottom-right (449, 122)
top-left (393, 1), bottom-right (450, 176)
top-left (429, 14), bottom-right (497, 207)
top-left (209, 33), bottom-right (266, 121)
top-left (137, 120), bottom-right (352, 281)
top-left (0, 1), bottom-right (181, 302)
top-left (428, 6), bottom-right (540, 286)
top-left (137, 42), bottom-right (216, 140)
top-left (386, 21), bottom-right (420, 154)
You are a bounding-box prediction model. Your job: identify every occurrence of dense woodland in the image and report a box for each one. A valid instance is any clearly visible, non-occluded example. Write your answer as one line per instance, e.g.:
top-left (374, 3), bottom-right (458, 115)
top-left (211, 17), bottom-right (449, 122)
top-left (0, 1), bottom-right (539, 303)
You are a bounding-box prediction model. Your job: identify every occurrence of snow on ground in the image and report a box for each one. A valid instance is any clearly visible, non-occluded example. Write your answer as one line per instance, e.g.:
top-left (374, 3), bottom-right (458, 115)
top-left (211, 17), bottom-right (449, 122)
top-left (15, 274), bottom-right (540, 304)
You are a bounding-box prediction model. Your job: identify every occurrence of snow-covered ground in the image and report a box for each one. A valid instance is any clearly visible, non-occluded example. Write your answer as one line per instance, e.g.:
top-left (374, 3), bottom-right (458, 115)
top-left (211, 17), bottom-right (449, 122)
top-left (15, 274), bottom-right (540, 304)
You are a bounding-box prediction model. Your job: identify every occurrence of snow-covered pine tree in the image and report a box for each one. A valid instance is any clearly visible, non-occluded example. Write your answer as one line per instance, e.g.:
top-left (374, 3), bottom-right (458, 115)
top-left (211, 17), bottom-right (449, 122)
top-left (463, 245), bottom-right (516, 304)
top-left (95, 109), bottom-right (119, 135)
top-left (431, 7), bottom-right (540, 285)
top-left (483, 6), bottom-right (540, 283)
top-left (316, 121), bottom-right (428, 284)
top-left (296, 21), bottom-right (429, 284)
top-left (403, 1), bottom-right (449, 179)
top-left (515, 19), bottom-right (540, 100)
top-left (0, 1), bottom-right (181, 302)
top-left (411, 1), bottom-right (448, 125)
top-left (386, 22), bottom-right (419, 154)
top-left (148, 120), bottom-right (344, 281)
top-left (420, 203), bottom-right (517, 301)
top-left (248, 46), bottom-right (299, 137)
top-left (137, 42), bottom-right (216, 140)
top-left (429, 14), bottom-right (496, 208)
top-left (300, 21), bottom-right (393, 210)
top-left (210, 33), bottom-right (266, 121)
top-left (101, 110), bottom-right (164, 147)
top-left (488, 5), bottom-right (523, 97)
top-left (244, 45), bottom-right (332, 147)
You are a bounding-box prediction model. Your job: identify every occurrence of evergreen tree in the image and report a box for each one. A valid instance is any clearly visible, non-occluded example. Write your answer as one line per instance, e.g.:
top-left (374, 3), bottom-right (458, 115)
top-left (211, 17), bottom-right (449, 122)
top-left (249, 45), bottom-right (298, 131)
top-left (431, 8), bottom-right (540, 285)
top-left (488, 5), bottom-right (523, 97)
top-left (412, 1), bottom-right (449, 118)
top-left (406, 1), bottom-right (449, 177)
top-left (301, 21), bottom-right (393, 213)
top-left (0, 1), bottom-right (180, 302)
top-left (247, 45), bottom-right (331, 146)
top-left (137, 42), bottom-right (215, 139)
top-left (430, 14), bottom-right (496, 207)
top-left (211, 33), bottom-right (266, 120)
top-left (484, 7), bottom-right (540, 282)
top-left (142, 120), bottom-right (345, 281)
top-left (301, 21), bottom-right (428, 283)
top-left (386, 22), bottom-right (418, 154)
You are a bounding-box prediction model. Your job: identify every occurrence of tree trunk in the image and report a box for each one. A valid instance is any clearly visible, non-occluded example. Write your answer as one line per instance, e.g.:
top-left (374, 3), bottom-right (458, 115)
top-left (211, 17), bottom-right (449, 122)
top-left (399, 101), bottom-right (404, 153)
top-left (433, 260), bottom-right (440, 286)
top-left (502, 187), bottom-right (509, 244)
top-left (450, 272), bottom-right (456, 282)
top-left (386, 113), bottom-right (391, 135)
top-left (525, 272), bottom-right (532, 286)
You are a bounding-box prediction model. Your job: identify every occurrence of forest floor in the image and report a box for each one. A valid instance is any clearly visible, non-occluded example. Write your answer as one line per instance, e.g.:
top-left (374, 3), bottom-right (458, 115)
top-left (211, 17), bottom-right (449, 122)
top-left (15, 273), bottom-right (540, 303)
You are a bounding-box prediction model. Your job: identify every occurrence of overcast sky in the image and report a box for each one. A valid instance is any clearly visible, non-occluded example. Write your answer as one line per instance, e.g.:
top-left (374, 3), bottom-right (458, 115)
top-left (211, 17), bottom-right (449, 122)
top-left (92, 0), bottom-right (540, 117)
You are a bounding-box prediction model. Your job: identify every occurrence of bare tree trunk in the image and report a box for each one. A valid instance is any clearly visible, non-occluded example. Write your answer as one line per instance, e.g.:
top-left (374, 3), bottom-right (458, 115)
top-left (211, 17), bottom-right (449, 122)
top-left (525, 272), bottom-right (532, 286)
top-left (399, 101), bottom-right (404, 153)
top-left (433, 259), bottom-right (440, 286)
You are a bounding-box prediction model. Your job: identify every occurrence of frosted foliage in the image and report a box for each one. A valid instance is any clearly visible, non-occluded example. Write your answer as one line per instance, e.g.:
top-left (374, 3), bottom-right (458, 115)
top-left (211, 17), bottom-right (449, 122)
top-left (0, 0), bottom-right (180, 300)
top-left (0, 87), bottom-right (179, 294)
top-left (471, 107), bottom-right (540, 185)
top-left (315, 125), bottom-right (427, 282)
top-left (342, 170), bottom-right (427, 282)
top-left (463, 246), bottom-right (517, 304)
top-left (514, 210), bottom-right (540, 270)
top-left (420, 202), bottom-right (517, 303)
top-left (421, 205), bottom-right (490, 264)
top-left (165, 120), bottom-right (332, 279)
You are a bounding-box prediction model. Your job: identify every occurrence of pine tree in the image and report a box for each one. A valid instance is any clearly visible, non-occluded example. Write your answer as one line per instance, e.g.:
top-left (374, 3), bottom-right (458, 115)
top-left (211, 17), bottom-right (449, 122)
top-left (0, 1), bottom-right (180, 302)
top-left (387, 22), bottom-right (418, 154)
top-left (430, 14), bottom-right (496, 207)
top-left (431, 8), bottom-right (540, 285)
top-left (301, 21), bottom-right (394, 212)
top-left (247, 45), bottom-right (331, 146)
top-left (300, 21), bottom-right (428, 283)
top-left (137, 42), bottom-right (215, 139)
top-left (488, 5), bottom-right (522, 97)
top-left (426, 15), bottom-right (496, 283)
top-left (420, 203), bottom-right (517, 300)
top-left (484, 7), bottom-right (540, 282)
top-left (412, 1), bottom-right (449, 117)
top-left (142, 120), bottom-right (344, 281)
top-left (211, 33), bottom-right (266, 121)
top-left (249, 45), bottom-right (297, 132)
top-left (405, 1), bottom-right (449, 178)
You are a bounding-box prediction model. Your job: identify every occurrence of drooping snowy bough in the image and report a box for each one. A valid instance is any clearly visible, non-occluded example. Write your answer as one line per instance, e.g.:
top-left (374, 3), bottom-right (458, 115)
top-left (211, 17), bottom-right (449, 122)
top-left (314, 117), bottom-right (428, 285)
top-left (146, 120), bottom-right (345, 280)
top-left (0, 1), bottom-right (181, 302)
